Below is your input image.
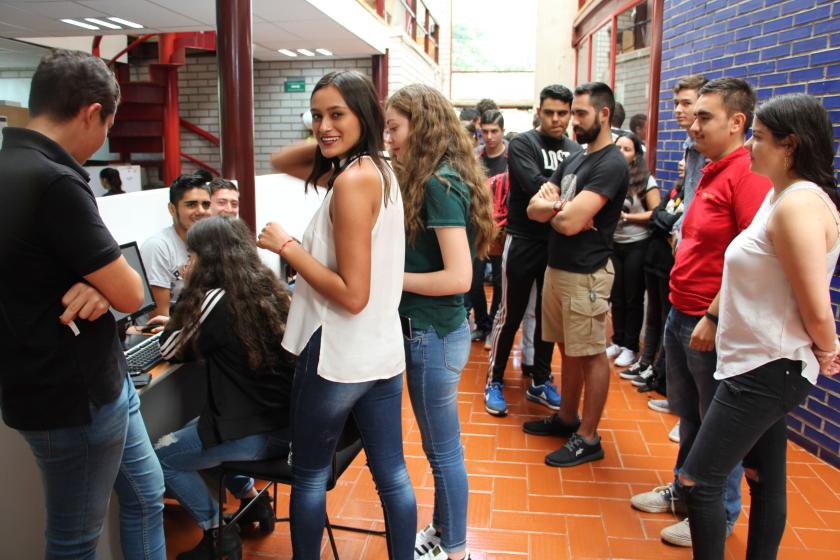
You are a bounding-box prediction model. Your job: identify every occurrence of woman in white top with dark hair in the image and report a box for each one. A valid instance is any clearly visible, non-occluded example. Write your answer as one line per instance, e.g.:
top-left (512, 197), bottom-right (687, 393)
top-left (678, 93), bottom-right (840, 560)
top-left (258, 70), bottom-right (416, 559)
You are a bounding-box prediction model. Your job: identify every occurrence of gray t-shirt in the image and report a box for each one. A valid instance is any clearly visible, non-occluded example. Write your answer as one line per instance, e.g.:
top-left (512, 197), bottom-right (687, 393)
top-left (614, 175), bottom-right (658, 244)
top-left (140, 225), bottom-right (188, 308)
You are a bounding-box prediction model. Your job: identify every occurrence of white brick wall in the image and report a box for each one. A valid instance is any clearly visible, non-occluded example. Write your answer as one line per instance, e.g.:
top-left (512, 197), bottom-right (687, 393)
top-left (130, 55), bottom-right (372, 178)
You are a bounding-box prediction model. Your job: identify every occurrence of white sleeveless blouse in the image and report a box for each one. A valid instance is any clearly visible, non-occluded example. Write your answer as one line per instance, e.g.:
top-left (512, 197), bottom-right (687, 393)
top-left (281, 157), bottom-right (406, 382)
top-left (716, 182), bottom-right (840, 384)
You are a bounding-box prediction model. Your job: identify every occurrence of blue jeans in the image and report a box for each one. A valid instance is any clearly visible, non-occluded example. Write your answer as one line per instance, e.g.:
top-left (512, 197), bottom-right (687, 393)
top-left (291, 329), bottom-right (416, 559)
top-left (664, 307), bottom-right (742, 527)
top-left (20, 376), bottom-right (165, 559)
top-left (155, 417), bottom-right (290, 529)
top-left (405, 321), bottom-right (470, 554)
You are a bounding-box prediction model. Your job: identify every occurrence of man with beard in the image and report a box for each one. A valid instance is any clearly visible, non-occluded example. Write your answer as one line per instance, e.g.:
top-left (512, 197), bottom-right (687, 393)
top-left (522, 82), bottom-right (629, 467)
top-left (483, 84), bottom-right (581, 417)
top-left (140, 171), bottom-right (211, 317)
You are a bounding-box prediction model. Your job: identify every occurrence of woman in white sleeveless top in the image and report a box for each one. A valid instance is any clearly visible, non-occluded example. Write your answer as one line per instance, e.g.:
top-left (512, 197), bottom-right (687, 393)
top-left (258, 70), bottom-right (416, 559)
top-left (678, 94), bottom-right (840, 560)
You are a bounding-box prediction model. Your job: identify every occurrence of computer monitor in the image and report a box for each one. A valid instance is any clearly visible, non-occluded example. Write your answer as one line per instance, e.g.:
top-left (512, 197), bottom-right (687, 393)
top-left (112, 241), bottom-right (156, 328)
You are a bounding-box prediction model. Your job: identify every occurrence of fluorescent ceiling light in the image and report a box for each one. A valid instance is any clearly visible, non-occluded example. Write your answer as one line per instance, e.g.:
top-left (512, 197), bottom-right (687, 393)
top-left (315, 48), bottom-right (333, 56)
top-left (278, 49), bottom-right (298, 57)
top-left (297, 48), bottom-right (315, 56)
top-left (85, 18), bottom-right (122, 30)
top-left (107, 17), bottom-right (144, 29)
top-left (60, 19), bottom-right (100, 30)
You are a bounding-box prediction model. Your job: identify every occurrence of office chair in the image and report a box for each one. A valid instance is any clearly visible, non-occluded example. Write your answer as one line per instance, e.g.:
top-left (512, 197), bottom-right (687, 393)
top-left (217, 416), bottom-right (386, 559)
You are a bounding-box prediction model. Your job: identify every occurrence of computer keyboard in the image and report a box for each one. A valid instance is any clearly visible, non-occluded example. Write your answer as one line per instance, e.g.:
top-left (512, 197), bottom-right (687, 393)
top-left (125, 332), bottom-right (163, 375)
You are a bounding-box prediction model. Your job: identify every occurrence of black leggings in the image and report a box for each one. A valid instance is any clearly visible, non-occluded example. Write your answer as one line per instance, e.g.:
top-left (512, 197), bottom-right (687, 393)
top-left (469, 256), bottom-right (502, 333)
top-left (486, 236), bottom-right (553, 386)
top-left (680, 359), bottom-right (813, 560)
top-left (610, 238), bottom-right (649, 352)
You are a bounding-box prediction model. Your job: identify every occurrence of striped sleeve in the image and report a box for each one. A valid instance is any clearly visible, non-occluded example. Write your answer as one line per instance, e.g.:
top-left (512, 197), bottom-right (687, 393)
top-left (159, 288), bottom-right (226, 359)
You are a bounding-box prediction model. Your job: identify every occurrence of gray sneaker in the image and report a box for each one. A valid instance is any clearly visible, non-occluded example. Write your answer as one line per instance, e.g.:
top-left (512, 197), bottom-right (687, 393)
top-left (661, 518), bottom-right (691, 547)
top-left (647, 398), bottom-right (671, 414)
top-left (630, 483), bottom-right (680, 513)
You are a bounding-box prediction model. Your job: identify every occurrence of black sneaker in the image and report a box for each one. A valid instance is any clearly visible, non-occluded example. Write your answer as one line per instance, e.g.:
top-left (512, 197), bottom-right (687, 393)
top-left (522, 413), bottom-right (580, 437)
top-left (619, 361), bottom-right (650, 380)
top-left (545, 433), bottom-right (605, 467)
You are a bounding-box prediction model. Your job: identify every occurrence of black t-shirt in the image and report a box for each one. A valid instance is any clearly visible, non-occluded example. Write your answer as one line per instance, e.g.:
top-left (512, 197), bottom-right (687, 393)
top-left (506, 129), bottom-right (581, 241)
top-left (547, 144), bottom-right (629, 273)
top-left (0, 128), bottom-right (125, 431)
top-left (480, 147), bottom-right (507, 178)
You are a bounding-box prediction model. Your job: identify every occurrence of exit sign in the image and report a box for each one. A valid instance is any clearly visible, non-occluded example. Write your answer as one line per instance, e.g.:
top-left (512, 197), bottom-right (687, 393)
top-left (284, 79), bottom-right (306, 93)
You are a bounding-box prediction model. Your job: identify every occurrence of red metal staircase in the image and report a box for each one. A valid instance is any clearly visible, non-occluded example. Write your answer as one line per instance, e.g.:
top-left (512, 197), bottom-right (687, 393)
top-left (103, 32), bottom-right (220, 184)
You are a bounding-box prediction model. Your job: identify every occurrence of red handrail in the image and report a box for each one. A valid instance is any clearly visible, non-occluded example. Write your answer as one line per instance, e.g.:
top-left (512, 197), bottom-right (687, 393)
top-left (108, 33), bottom-right (157, 67)
top-left (180, 152), bottom-right (220, 176)
top-left (180, 118), bottom-right (220, 146)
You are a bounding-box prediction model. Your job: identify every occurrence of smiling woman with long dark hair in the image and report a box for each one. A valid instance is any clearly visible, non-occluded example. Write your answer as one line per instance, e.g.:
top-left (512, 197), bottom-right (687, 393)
top-left (261, 70), bottom-right (416, 559)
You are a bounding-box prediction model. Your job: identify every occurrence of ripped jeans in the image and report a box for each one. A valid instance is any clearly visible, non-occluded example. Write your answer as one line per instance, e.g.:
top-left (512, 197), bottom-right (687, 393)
top-left (680, 358), bottom-right (813, 560)
top-left (155, 418), bottom-right (290, 529)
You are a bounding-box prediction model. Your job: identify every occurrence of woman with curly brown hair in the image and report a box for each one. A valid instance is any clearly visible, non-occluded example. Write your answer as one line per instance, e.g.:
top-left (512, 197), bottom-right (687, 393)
top-left (385, 84), bottom-right (495, 560)
top-left (152, 217), bottom-right (295, 560)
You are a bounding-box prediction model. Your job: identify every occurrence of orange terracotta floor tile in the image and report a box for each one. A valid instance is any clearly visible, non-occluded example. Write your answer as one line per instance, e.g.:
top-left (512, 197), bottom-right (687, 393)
top-left (164, 324), bottom-right (840, 559)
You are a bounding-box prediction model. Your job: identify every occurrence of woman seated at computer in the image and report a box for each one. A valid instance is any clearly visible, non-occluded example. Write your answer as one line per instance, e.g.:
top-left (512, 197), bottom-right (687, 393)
top-left (151, 216), bottom-right (294, 560)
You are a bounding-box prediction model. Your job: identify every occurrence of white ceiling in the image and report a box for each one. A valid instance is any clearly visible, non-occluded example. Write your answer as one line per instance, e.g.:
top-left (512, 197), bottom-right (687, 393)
top-left (0, 0), bottom-right (386, 61)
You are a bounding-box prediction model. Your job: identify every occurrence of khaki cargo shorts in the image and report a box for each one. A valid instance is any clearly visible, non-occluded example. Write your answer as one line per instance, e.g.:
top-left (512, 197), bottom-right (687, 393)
top-left (541, 261), bottom-right (614, 357)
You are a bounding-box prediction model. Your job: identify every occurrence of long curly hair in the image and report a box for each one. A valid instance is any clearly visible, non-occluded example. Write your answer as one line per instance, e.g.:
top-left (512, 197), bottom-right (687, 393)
top-left (168, 217), bottom-right (291, 370)
top-left (386, 84), bottom-right (495, 257)
top-left (616, 131), bottom-right (651, 201)
top-left (305, 71), bottom-right (392, 203)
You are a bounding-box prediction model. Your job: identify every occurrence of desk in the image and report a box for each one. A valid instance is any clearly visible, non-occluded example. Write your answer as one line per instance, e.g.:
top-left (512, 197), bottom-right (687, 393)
top-left (0, 360), bottom-right (206, 558)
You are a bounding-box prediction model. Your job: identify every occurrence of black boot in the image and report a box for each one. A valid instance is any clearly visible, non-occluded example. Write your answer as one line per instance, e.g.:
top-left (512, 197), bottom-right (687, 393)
top-left (176, 525), bottom-right (242, 560)
top-left (227, 492), bottom-right (275, 534)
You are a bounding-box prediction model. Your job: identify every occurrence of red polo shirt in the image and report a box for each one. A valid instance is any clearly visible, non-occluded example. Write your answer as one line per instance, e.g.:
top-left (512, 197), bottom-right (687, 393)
top-left (669, 146), bottom-right (771, 315)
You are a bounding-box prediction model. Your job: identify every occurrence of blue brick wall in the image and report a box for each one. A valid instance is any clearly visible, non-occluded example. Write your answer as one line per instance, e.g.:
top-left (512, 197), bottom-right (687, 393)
top-left (656, 0), bottom-right (840, 469)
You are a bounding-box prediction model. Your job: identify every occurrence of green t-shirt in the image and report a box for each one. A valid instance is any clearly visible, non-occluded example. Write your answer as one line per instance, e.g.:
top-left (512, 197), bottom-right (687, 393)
top-left (399, 164), bottom-right (476, 337)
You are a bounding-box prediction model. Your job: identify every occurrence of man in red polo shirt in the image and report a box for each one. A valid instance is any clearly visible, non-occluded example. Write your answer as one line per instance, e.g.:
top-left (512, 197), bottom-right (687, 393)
top-left (631, 78), bottom-right (771, 547)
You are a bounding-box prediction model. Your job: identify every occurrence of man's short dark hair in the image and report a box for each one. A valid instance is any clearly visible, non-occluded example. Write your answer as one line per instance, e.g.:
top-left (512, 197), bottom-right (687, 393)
top-left (476, 98), bottom-right (499, 116)
top-left (479, 109), bottom-right (504, 128)
top-left (29, 49), bottom-right (120, 122)
top-left (539, 84), bottom-right (573, 107)
top-left (698, 77), bottom-right (756, 134)
top-left (208, 177), bottom-right (238, 196)
top-left (574, 82), bottom-right (616, 123)
top-left (673, 74), bottom-right (709, 95)
top-left (629, 113), bottom-right (647, 133)
top-left (170, 170), bottom-right (212, 205)
top-left (459, 107), bottom-right (480, 122)
top-left (611, 102), bottom-right (625, 128)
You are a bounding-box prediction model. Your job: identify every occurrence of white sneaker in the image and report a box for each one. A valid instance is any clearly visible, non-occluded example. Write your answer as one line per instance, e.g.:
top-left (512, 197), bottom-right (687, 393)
top-left (417, 545), bottom-right (471, 560)
top-left (414, 524), bottom-right (441, 559)
top-left (661, 518), bottom-right (691, 547)
top-left (647, 399), bottom-right (671, 414)
top-left (630, 483), bottom-right (679, 513)
top-left (615, 347), bottom-right (638, 367)
top-left (669, 421), bottom-right (680, 443)
top-left (606, 344), bottom-right (621, 359)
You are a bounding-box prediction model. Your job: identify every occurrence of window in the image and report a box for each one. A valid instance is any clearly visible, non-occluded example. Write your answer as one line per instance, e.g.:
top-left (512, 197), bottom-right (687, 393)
top-left (388, 0), bottom-right (438, 62)
top-left (575, 0), bottom-right (652, 128)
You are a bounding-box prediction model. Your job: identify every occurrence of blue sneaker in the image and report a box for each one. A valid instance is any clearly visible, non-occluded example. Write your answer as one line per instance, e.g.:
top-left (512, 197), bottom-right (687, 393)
top-left (484, 382), bottom-right (508, 416)
top-left (526, 381), bottom-right (561, 410)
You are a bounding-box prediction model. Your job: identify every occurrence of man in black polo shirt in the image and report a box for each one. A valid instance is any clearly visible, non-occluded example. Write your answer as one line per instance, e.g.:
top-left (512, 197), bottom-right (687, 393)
top-left (524, 82), bottom-right (629, 467)
top-left (484, 84), bottom-right (582, 417)
top-left (0, 50), bottom-right (165, 556)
